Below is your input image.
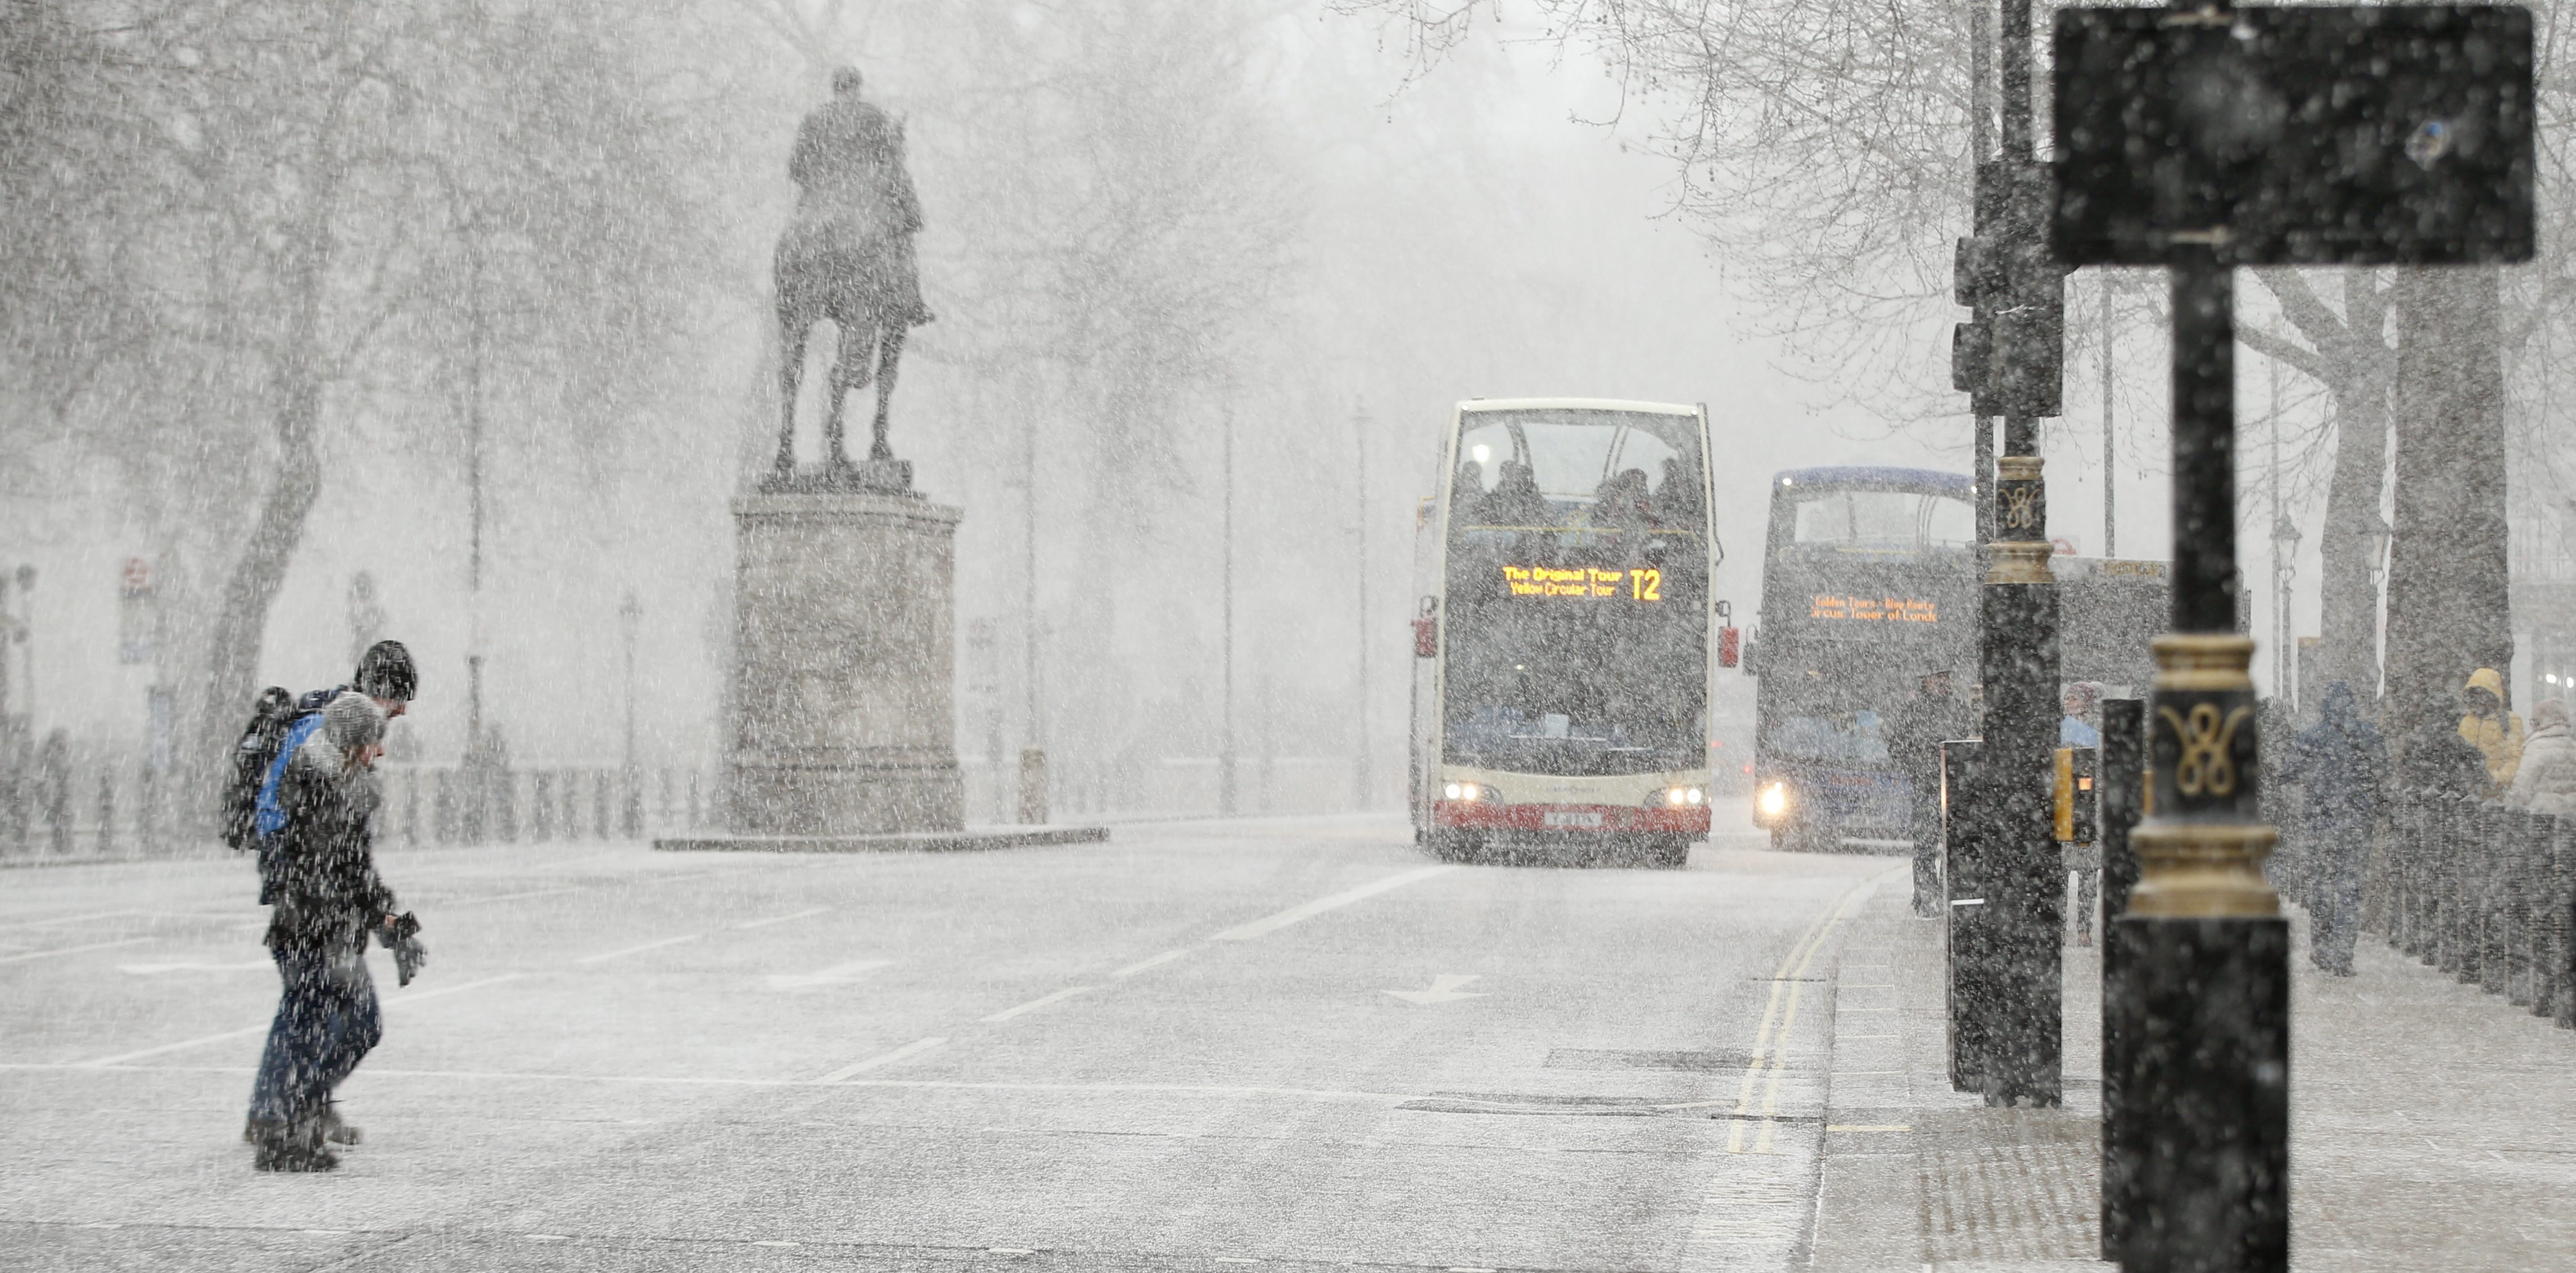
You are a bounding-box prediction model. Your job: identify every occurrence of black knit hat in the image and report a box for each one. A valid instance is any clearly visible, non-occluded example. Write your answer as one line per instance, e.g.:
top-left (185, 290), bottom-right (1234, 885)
top-left (355, 639), bottom-right (417, 702)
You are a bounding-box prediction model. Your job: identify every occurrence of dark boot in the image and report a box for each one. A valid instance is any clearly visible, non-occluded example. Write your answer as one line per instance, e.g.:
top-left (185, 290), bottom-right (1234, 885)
top-left (319, 1100), bottom-right (362, 1146)
top-left (250, 1117), bottom-right (339, 1172)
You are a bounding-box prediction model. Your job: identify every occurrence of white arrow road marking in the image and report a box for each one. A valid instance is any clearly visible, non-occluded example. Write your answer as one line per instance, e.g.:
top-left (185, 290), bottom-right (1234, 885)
top-left (766, 958), bottom-right (894, 990)
top-left (118, 961), bottom-right (272, 974)
top-left (1384, 974), bottom-right (1487, 1005)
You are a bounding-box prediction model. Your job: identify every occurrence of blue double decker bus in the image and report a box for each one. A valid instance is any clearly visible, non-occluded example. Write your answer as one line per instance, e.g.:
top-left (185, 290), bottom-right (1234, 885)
top-left (1749, 468), bottom-right (1977, 851)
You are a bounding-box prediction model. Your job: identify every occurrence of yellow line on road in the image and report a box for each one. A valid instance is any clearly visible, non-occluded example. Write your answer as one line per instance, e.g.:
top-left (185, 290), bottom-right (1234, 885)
top-left (1728, 877), bottom-right (1878, 1154)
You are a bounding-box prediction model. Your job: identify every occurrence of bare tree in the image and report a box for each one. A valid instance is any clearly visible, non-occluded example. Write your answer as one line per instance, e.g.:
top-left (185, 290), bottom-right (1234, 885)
top-left (0, 0), bottom-right (718, 819)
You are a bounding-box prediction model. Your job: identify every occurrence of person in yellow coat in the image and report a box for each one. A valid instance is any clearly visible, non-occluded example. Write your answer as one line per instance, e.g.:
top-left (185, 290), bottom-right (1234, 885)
top-left (2458, 667), bottom-right (2525, 796)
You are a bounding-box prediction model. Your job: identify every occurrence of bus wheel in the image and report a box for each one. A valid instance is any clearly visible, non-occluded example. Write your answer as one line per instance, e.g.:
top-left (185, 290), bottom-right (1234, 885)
top-left (1647, 836), bottom-right (1692, 870)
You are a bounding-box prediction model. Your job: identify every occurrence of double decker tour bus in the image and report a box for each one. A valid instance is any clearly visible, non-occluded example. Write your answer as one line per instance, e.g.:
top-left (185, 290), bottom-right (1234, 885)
top-left (1750, 468), bottom-right (1979, 852)
top-left (1747, 466), bottom-right (2178, 850)
top-left (1409, 399), bottom-right (1722, 869)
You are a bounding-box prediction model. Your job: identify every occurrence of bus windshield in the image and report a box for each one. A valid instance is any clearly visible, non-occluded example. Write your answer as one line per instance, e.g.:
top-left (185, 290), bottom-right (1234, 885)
top-left (1787, 488), bottom-right (1976, 552)
top-left (1441, 408), bottom-right (1710, 777)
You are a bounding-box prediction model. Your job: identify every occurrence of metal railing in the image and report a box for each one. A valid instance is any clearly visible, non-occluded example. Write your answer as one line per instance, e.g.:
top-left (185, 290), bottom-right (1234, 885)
top-left (2374, 793), bottom-right (2576, 1028)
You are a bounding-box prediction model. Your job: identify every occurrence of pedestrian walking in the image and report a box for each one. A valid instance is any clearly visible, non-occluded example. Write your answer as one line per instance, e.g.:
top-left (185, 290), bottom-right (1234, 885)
top-left (2397, 708), bottom-right (2488, 800)
top-left (2458, 667), bottom-right (2525, 797)
top-left (1884, 669), bottom-right (1967, 918)
top-left (2506, 698), bottom-right (2576, 815)
top-left (2282, 681), bottom-right (2385, 976)
top-left (245, 693), bottom-right (424, 1171)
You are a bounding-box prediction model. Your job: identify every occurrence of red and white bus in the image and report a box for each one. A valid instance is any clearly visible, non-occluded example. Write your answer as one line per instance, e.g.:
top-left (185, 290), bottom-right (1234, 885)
top-left (1408, 399), bottom-right (1723, 868)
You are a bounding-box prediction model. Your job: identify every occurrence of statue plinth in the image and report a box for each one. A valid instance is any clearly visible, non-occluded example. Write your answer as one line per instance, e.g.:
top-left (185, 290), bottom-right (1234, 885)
top-left (759, 459), bottom-right (914, 496)
top-left (726, 488), bottom-right (961, 834)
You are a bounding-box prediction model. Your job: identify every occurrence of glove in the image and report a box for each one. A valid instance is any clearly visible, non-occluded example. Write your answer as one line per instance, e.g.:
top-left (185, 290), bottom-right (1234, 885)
top-left (376, 912), bottom-right (427, 986)
top-left (391, 933), bottom-right (428, 987)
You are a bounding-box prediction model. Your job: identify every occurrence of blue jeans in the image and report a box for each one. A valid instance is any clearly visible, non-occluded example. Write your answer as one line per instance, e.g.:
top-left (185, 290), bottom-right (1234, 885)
top-left (248, 947), bottom-right (381, 1125)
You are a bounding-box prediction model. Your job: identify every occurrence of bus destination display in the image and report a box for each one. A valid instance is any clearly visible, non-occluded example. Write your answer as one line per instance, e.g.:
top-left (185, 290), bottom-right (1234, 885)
top-left (1809, 594), bottom-right (1937, 622)
top-left (1503, 565), bottom-right (1662, 601)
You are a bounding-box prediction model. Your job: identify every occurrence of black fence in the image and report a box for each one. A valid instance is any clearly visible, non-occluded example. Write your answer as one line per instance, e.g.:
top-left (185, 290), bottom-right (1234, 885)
top-left (2366, 793), bottom-right (2576, 1029)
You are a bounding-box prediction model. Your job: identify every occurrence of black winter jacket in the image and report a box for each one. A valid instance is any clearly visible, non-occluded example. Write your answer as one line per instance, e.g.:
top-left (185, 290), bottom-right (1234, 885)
top-left (263, 738), bottom-right (395, 956)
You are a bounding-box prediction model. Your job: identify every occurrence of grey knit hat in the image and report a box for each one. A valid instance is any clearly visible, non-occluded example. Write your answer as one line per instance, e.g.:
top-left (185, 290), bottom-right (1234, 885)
top-left (323, 692), bottom-right (387, 753)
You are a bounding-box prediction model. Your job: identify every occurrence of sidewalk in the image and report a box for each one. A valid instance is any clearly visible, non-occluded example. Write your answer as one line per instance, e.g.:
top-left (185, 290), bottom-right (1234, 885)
top-left (1807, 883), bottom-right (2576, 1270)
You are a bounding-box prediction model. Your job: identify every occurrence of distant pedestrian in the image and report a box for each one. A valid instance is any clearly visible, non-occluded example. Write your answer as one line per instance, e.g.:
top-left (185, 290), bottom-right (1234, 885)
top-left (2457, 667), bottom-right (2524, 797)
top-left (2058, 681), bottom-right (2102, 748)
top-left (2284, 681), bottom-right (2384, 976)
top-left (2507, 698), bottom-right (2576, 815)
top-left (2396, 711), bottom-right (2487, 800)
top-left (1885, 669), bottom-right (1968, 917)
top-left (2057, 683), bottom-right (2103, 945)
top-left (246, 693), bottom-right (422, 1171)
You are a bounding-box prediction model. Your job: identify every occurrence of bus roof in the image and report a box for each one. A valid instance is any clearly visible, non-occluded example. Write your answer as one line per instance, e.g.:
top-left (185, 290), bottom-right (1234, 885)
top-left (1457, 398), bottom-right (1700, 416)
top-left (1771, 466), bottom-right (1972, 495)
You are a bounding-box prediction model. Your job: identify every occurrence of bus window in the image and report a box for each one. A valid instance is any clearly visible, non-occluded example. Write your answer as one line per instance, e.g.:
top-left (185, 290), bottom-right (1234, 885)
top-left (1452, 410), bottom-right (1702, 528)
top-left (1789, 489), bottom-right (1976, 552)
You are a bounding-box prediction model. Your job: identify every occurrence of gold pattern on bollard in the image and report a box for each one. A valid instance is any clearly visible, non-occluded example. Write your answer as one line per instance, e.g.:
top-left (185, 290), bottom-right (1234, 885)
top-left (2159, 702), bottom-right (2252, 797)
top-left (2131, 633), bottom-right (2277, 918)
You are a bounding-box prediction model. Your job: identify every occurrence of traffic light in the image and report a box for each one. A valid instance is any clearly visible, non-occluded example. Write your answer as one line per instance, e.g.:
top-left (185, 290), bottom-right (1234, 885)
top-left (1952, 161), bottom-right (2064, 419)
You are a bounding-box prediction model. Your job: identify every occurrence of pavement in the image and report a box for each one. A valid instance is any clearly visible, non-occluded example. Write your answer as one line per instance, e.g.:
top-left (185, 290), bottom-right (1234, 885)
top-left (3, 812), bottom-right (2571, 1271)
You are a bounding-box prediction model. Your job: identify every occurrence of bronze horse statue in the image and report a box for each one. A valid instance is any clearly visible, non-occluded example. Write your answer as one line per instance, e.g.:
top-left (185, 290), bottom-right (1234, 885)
top-left (772, 218), bottom-right (916, 484)
top-left (770, 70), bottom-right (931, 490)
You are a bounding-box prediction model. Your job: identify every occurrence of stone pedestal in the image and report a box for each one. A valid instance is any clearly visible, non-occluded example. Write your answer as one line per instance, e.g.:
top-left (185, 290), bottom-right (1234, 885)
top-left (727, 490), bottom-right (962, 834)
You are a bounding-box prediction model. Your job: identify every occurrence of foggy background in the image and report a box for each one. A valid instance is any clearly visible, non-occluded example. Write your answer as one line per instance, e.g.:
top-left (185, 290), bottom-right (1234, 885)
top-left (8, 0), bottom-right (2572, 823)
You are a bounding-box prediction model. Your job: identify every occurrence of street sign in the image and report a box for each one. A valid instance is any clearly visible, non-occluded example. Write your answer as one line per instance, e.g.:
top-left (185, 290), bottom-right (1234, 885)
top-left (2054, 6), bottom-right (2534, 267)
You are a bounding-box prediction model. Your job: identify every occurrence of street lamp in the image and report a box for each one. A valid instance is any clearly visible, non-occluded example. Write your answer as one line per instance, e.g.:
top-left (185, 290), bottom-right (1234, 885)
top-left (620, 592), bottom-right (642, 838)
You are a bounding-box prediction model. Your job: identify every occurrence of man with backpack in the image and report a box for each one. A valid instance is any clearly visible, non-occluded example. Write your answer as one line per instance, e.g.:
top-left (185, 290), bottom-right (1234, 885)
top-left (229, 641), bottom-right (426, 1171)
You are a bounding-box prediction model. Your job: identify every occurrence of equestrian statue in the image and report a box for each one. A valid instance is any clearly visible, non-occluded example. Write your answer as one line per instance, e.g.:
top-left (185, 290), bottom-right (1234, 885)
top-left (769, 66), bottom-right (935, 492)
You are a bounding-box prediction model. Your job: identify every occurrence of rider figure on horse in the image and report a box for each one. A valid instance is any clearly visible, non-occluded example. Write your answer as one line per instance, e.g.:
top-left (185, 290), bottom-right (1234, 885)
top-left (787, 66), bottom-right (933, 329)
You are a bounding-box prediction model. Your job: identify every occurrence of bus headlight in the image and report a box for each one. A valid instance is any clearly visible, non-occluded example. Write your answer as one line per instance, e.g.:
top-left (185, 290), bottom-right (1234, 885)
top-left (1757, 782), bottom-right (1788, 818)
top-left (1687, 788), bottom-right (1704, 805)
top-left (1664, 786), bottom-right (1708, 806)
top-left (1445, 782), bottom-right (1481, 802)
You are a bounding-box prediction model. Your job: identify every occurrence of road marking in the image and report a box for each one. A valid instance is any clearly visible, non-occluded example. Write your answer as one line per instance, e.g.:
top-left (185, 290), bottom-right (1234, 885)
top-left (1384, 974), bottom-right (1487, 1005)
top-left (575, 934), bottom-right (702, 965)
top-left (982, 986), bottom-right (1095, 1022)
top-left (442, 886), bottom-right (585, 909)
top-left (817, 1037), bottom-right (947, 1082)
top-left (753, 1240), bottom-right (801, 1248)
top-left (1827, 1123), bottom-right (1911, 1131)
top-left (988, 1249), bottom-right (1035, 1256)
top-left (1210, 865), bottom-right (1454, 941)
top-left (118, 960), bottom-right (272, 974)
top-left (735, 907), bottom-right (830, 930)
top-left (767, 958), bottom-right (894, 990)
top-left (6, 1060), bottom-right (1421, 1103)
top-left (0, 938), bottom-right (150, 965)
top-left (1729, 879), bottom-right (1874, 1154)
top-left (73, 973), bottom-right (527, 1067)
top-left (1111, 949), bottom-right (1190, 977)
top-left (0, 908), bottom-right (141, 933)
